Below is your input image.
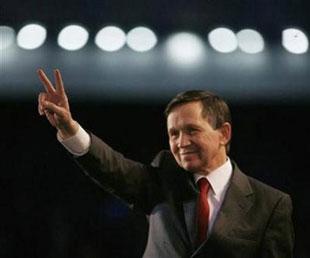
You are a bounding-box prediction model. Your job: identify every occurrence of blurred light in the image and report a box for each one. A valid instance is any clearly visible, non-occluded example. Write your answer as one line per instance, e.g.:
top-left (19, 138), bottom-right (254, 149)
top-left (58, 25), bottom-right (89, 51)
top-left (237, 29), bottom-right (264, 54)
top-left (208, 28), bottom-right (237, 53)
top-left (95, 26), bottom-right (126, 52)
top-left (282, 28), bottom-right (308, 54)
top-left (0, 26), bottom-right (15, 50)
top-left (17, 24), bottom-right (46, 50)
top-left (165, 32), bottom-right (205, 65)
top-left (126, 27), bottom-right (157, 52)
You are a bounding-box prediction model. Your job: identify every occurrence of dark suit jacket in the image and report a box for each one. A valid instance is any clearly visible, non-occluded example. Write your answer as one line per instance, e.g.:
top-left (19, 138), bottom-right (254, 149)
top-left (75, 133), bottom-right (294, 258)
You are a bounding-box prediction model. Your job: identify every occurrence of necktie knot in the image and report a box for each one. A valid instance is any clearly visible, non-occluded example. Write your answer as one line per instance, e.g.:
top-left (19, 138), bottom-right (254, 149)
top-left (198, 177), bottom-right (210, 194)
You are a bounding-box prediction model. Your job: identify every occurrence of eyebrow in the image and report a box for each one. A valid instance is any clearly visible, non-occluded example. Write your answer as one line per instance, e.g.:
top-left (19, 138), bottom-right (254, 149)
top-left (185, 123), bottom-right (201, 128)
top-left (168, 123), bottom-right (202, 132)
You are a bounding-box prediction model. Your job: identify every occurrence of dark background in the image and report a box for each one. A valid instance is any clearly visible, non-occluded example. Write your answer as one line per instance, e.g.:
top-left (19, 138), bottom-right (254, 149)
top-left (1, 0), bottom-right (310, 257)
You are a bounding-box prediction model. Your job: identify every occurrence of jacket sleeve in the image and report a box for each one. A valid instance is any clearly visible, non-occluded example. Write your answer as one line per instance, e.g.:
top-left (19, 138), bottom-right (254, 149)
top-left (73, 133), bottom-right (163, 213)
top-left (261, 194), bottom-right (295, 258)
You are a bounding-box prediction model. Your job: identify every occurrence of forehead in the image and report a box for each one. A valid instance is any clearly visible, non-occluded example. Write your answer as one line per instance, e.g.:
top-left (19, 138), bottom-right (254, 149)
top-left (169, 101), bottom-right (202, 115)
top-left (167, 101), bottom-right (206, 127)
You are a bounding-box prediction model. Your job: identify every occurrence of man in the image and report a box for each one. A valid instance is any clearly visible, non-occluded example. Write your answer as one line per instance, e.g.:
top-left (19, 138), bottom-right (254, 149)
top-left (38, 69), bottom-right (294, 258)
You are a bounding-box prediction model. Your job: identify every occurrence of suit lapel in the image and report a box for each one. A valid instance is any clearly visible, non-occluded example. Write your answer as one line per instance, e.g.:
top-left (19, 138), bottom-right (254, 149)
top-left (174, 169), bottom-right (198, 250)
top-left (192, 163), bottom-right (254, 256)
top-left (210, 165), bottom-right (253, 238)
top-left (154, 150), bottom-right (199, 250)
top-left (182, 176), bottom-right (199, 248)
top-left (183, 199), bottom-right (197, 247)
top-left (163, 164), bottom-right (198, 252)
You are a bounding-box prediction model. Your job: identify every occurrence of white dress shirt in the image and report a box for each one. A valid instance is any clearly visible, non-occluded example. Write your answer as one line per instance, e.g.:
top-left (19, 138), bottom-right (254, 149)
top-left (194, 159), bottom-right (233, 235)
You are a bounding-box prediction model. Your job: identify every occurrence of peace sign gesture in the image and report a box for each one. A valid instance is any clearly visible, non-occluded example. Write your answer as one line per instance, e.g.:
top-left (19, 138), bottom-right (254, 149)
top-left (38, 69), bottom-right (78, 139)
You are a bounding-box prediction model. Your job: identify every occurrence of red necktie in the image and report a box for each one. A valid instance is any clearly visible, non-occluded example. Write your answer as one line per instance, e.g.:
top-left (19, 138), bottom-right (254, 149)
top-left (196, 178), bottom-right (210, 246)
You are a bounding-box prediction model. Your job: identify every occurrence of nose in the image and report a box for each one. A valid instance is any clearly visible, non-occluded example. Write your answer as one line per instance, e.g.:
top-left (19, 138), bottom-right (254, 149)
top-left (177, 132), bottom-right (191, 148)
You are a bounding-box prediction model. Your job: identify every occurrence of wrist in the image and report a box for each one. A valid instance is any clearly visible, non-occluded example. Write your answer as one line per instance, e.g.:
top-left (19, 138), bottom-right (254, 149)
top-left (58, 120), bottom-right (79, 139)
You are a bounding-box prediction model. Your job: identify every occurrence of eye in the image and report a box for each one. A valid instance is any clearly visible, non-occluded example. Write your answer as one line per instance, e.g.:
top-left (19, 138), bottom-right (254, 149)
top-left (187, 127), bottom-right (199, 135)
top-left (169, 130), bottom-right (179, 138)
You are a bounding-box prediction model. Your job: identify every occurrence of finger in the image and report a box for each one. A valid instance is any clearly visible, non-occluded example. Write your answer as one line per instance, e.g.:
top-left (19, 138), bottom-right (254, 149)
top-left (37, 69), bottom-right (56, 94)
top-left (38, 92), bottom-right (46, 115)
top-left (38, 92), bottom-right (50, 115)
top-left (44, 110), bottom-right (56, 127)
top-left (54, 69), bottom-right (66, 96)
top-left (42, 100), bottom-right (66, 118)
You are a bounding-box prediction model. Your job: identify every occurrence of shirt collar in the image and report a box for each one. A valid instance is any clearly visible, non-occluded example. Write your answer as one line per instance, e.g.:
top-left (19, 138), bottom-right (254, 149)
top-left (194, 158), bottom-right (233, 199)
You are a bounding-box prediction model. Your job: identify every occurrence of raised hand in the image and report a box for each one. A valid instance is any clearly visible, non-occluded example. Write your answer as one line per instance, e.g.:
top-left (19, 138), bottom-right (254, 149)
top-left (38, 69), bottom-right (78, 139)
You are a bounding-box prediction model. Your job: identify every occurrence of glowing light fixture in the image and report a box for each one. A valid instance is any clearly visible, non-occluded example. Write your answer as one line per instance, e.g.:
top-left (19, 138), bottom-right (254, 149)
top-left (17, 24), bottom-right (46, 50)
top-left (95, 26), bottom-right (126, 52)
top-left (282, 28), bottom-right (308, 54)
top-left (237, 29), bottom-right (264, 54)
top-left (58, 25), bottom-right (89, 51)
top-left (126, 26), bottom-right (157, 52)
top-left (208, 27), bottom-right (237, 53)
top-left (165, 32), bottom-right (205, 65)
top-left (0, 26), bottom-right (15, 50)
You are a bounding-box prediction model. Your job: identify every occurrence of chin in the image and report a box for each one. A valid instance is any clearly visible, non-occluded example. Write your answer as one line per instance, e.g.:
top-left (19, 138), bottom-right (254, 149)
top-left (181, 162), bottom-right (200, 173)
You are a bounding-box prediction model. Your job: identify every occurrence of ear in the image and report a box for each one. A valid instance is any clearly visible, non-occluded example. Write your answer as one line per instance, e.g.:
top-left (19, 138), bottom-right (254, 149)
top-left (218, 122), bottom-right (232, 146)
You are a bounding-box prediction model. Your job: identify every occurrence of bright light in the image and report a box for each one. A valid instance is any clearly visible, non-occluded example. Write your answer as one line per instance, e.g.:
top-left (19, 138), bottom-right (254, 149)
top-left (165, 32), bottom-right (205, 65)
top-left (208, 28), bottom-right (237, 53)
top-left (95, 26), bottom-right (126, 52)
top-left (58, 25), bottom-right (89, 51)
top-left (282, 28), bottom-right (308, 54)
top-left (17, 24), bottom-right (46, 50)
top-left (237, 29), bottom-right (264, 54)
top-left (126, 27), bottom-right (157, 52)
top-left (0, 26), bottom-right (15, 50)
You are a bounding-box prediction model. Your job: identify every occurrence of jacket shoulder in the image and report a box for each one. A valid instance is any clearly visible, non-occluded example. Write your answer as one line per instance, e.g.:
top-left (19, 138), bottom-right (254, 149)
top-left (247, 175), bottom-right (290, 200)
top-left (151, 150), bottom-right (177, 169)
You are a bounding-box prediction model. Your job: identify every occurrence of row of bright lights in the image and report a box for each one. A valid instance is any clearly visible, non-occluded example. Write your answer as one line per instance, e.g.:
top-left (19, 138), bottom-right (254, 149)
top-left (0, 25), bottom-right (158, 52)
top-left (0, 24), bottom-right (309, 58)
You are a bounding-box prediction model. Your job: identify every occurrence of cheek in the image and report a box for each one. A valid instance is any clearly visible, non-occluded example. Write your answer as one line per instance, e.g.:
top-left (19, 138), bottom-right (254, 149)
top-left (170, 141), bottom-right (182, 163)
top-left (169, 141), bottom-right (177, 154)
top-left (200, 133), bottom-right (219, 147)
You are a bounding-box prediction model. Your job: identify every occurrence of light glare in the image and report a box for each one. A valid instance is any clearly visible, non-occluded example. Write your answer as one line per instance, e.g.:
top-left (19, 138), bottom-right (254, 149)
top-left (95, 26), bottom-right (126, 52)
top-left (126, 27), bottom-right (157, 52)
top-left (282, 28), bottom-right (308, 54)
top-left (17, 24), bottom-right (46, 50)
top-left (0, 26), bottom-right (15, 50)
top-left (237, 29), bottom-right (264, 54)
top-left (208, 28), bottom-right (237, 53)
top-left (58, 25), bottom-right (89, 51)
top-left (166, 32), bottom-right (205, 65)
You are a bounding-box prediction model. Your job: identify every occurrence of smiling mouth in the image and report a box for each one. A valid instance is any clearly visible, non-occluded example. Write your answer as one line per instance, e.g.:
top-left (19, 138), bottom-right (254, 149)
top-left (180, 151), bottom-right (197, 156)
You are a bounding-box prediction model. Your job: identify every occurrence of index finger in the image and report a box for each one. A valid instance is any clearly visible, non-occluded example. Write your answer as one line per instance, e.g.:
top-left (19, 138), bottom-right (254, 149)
top-left (54, 69), bottom-right (66, 96)
top-left (37, 69), bottom-right (56, 94)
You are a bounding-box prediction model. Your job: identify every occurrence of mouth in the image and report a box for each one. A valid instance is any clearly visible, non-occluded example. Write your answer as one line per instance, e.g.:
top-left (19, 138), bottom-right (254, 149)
top-left (180, 151), bottom-right (198, 156)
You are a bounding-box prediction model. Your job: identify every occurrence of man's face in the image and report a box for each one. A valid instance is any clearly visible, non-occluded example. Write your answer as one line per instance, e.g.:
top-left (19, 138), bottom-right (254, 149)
top-left (167, 101), bottom-right (230, 174)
